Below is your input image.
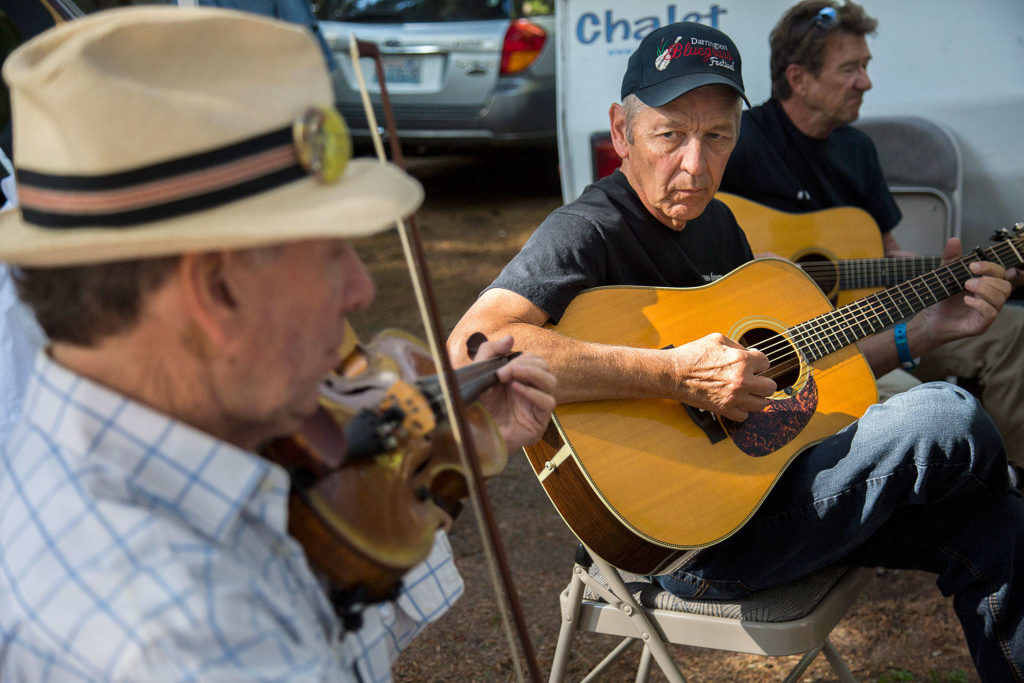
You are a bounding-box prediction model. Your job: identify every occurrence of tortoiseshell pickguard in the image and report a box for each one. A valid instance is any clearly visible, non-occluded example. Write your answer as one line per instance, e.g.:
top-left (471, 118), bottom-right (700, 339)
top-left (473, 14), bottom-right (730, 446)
top-left (722, 375), bottom-right (819, 457)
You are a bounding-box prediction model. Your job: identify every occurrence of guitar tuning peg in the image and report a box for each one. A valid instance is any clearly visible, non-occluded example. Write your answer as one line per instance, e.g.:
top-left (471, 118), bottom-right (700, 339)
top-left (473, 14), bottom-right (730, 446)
top-left (992, 228), bottom-right (1010, 241)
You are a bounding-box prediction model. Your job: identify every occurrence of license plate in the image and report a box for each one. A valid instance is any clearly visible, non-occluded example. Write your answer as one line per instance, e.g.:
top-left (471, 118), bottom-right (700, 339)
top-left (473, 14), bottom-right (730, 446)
top-left (382, 57), bottom-right (421, 85)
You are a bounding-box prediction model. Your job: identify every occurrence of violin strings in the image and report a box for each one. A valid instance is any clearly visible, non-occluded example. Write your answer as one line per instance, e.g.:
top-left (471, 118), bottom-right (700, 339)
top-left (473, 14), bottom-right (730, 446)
top-left (415, 355), bottom-right (511, 417)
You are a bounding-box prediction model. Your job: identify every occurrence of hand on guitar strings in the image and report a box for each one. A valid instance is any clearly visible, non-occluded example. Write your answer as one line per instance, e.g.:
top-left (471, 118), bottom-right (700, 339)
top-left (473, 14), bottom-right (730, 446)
top-left (915, 237), bottom-right (1013, 346)
top-left (669, 333), bottom-right (777, 422)
top-left (1005, 266), bottom-right (1023, 290)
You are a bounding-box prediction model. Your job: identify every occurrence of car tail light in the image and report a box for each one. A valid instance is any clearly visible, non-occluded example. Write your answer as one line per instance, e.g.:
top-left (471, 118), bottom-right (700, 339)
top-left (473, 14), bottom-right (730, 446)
top-left (591, 132), bottom-right (621, 181)
top-left (500, 19), bottom-right (546, 75)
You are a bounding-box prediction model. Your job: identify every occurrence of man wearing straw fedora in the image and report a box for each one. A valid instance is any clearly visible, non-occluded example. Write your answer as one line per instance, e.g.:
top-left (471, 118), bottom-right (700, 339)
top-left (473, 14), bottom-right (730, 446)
top-left (0, 6), bottom-right (555, 680)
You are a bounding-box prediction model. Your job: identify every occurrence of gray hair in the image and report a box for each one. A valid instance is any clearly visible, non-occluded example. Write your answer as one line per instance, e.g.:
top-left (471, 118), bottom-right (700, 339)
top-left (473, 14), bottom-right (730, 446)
top-left (621, 94), bottom-right (649, 145)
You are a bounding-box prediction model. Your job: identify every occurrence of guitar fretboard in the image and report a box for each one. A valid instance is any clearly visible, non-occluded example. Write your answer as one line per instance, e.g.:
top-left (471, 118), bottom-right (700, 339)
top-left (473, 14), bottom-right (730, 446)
top-left (835, 255), bottom-right (944, 289)
top-left (788, 230), bottom-right (1024, 363)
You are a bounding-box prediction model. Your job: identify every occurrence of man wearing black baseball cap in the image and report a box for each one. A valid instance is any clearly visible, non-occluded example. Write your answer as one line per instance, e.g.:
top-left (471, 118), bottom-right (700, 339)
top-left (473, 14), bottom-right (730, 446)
top-left (450, 22), bottom-right (1021, 679)
top-left (619, 21), bottom-right (749, 108)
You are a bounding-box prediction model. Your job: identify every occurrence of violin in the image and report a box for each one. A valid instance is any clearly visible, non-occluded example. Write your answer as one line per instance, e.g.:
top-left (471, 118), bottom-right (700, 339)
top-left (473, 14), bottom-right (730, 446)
top-left (263, 328), bottom-right (518, 609)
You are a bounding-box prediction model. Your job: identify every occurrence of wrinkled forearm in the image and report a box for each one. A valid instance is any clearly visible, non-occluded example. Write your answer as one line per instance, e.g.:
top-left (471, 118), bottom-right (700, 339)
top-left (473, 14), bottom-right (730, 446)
top-left (450, 313), bottom-right (677, 404)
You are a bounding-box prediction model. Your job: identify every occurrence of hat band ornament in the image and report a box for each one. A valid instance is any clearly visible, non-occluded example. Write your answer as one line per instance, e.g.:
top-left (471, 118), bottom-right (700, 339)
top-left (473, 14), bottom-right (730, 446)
top-left (15, 106), bottom-right (351, 229)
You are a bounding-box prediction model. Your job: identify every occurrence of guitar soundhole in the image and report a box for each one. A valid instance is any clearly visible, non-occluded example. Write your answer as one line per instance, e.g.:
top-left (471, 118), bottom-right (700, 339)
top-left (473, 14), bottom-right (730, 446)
top-left (739, 327), bottom-right (800, 392)
top-left (795, 253), bottom-right (838, 303)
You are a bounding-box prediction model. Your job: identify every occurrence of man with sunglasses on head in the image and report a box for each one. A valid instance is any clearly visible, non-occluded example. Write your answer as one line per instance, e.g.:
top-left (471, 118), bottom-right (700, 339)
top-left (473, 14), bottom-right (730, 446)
top-left (719, 0), bottom-right (1024, 485)
top-left (450, 16), bottom-right (1024, 679)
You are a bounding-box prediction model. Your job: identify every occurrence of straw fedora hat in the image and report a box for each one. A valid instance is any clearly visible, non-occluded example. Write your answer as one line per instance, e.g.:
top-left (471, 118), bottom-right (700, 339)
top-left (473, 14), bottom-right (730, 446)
top-left (0, 6), bottom-right (422, 266)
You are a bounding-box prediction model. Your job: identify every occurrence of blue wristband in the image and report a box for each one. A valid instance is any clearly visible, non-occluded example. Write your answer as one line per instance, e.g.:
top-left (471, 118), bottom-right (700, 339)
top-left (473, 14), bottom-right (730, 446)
top-left (893, 322), bottom-right (918, 370)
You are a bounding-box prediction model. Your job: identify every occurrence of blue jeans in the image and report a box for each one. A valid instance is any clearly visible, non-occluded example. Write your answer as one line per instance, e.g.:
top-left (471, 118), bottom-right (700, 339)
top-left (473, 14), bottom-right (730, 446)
top-left (655, 382), bottom-right (1024, 681)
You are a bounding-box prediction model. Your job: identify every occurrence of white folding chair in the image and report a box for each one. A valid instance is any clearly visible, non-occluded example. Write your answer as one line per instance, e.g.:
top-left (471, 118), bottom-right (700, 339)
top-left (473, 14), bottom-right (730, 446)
top-left (854, 116), bottom-right (963, 255)
top-left (548, 546), bottom-right (870, 683)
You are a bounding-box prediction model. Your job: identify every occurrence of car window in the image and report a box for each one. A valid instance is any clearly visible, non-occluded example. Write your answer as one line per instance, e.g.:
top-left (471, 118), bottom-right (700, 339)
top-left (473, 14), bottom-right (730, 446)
top-left (315, 0), bottom-right (551, 22)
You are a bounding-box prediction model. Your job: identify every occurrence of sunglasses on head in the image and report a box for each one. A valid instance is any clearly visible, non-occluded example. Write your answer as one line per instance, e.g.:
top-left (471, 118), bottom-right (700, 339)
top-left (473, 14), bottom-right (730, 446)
top-left (803, 6), bottom-right (839, 33)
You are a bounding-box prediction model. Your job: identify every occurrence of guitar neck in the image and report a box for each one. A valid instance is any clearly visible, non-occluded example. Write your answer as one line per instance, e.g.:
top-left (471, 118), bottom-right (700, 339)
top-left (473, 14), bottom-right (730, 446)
top-left (833, 255), bottom-right (944, 289)
top-left (790, 231), bottom-right (1024, 363)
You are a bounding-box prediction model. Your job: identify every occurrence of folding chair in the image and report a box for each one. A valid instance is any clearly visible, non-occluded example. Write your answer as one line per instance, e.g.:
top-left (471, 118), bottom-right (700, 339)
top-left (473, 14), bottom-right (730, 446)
top-left (854, 116), bottom-right (963, 255)
top-left (548, 546), bottom-right (871, 683)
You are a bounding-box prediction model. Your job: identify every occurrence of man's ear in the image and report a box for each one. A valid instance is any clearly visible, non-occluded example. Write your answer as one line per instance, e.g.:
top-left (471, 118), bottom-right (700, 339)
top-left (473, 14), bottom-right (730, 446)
top-left (609, 102), bottom-right (630, 159)
top-left (177, 251), bottom-right (240, 348)
top-left (785, 63), bottom-right (809, 97)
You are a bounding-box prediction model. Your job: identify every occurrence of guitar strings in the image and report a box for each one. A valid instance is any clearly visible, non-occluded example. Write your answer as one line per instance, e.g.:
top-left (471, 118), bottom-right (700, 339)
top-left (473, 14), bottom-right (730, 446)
top-left (796, 256), bottom-right (942, 274)
top-left (768, 259), bottom-right (970, 362)
top-left (789, 230), bottom-right (1022, 283)
top-left (767, 239), bottom-right (1018, 367)
top-left (737, 237), bottom-right (1022, 380)
top-left (797, 256), bottom-right (945, 288)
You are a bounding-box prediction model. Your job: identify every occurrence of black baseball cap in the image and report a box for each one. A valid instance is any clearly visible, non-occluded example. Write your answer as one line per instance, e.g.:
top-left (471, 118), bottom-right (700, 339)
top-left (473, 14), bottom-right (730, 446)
top-left (621, 22), bottom-right (748, 107)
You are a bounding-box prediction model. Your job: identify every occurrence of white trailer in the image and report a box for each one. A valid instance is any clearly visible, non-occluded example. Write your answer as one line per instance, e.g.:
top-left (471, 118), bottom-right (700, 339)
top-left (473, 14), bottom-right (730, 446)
top-left (555, 0), bottom-right (1024, 251)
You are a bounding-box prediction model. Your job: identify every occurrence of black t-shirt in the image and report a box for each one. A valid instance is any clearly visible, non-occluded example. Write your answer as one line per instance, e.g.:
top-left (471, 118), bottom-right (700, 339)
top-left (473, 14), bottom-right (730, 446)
top-left (487, 170), bottom-right (754, 323)
top-left (720, 98), bottom-right (902, 233)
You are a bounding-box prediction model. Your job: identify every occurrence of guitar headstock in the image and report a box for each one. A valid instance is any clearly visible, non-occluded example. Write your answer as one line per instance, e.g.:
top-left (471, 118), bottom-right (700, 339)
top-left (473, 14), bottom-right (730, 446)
top-left (991, 222), bottom-right (1024, 242)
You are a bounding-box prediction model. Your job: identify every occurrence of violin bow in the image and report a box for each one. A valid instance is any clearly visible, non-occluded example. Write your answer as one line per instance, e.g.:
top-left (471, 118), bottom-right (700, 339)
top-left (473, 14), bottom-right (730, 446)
top-left (347, 36), bottom-right (543, 683)
top-left (36, 0), bottom-right (84, 23)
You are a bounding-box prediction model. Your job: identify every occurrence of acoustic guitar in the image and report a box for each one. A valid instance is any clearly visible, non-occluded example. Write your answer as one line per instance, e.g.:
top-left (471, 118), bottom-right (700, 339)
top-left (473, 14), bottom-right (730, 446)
top-left (523, 225), bottom-right (1024, 574)
top-left (718, 192), bottom-right (944, 306)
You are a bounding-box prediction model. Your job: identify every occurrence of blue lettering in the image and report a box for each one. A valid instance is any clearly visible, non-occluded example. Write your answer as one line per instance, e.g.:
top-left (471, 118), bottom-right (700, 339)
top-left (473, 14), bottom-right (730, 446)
top-left (574, 5), bottom-right (727, 45)
top-left (708, 4), bottom-right (726, 28)
top-left (604, 10), bottom-right (630, 43)
top-left (576, 12), bottom-right (600, 44)
top-left (633, 16), bottom-right (660, 40)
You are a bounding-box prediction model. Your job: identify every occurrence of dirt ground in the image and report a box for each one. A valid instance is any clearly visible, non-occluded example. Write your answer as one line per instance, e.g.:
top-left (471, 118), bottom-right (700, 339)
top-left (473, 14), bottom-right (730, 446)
top-left (348, 153), bottom-right (980, 682)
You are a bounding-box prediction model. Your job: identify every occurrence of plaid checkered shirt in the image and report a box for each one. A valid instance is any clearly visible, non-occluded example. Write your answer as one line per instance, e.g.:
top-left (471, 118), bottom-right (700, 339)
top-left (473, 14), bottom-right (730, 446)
top-left (0, 351), bottom-right (463, 681)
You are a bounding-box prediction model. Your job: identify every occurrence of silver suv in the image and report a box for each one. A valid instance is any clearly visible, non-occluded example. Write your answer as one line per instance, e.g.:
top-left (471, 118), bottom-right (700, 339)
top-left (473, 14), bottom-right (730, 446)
top-left (316, 0), bottom-right (555, 150)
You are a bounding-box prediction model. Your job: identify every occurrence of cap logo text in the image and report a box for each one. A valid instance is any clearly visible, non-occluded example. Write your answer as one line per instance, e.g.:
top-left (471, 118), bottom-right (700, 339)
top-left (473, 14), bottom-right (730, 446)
top-left (683, 36), bottom-right (734, 68)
